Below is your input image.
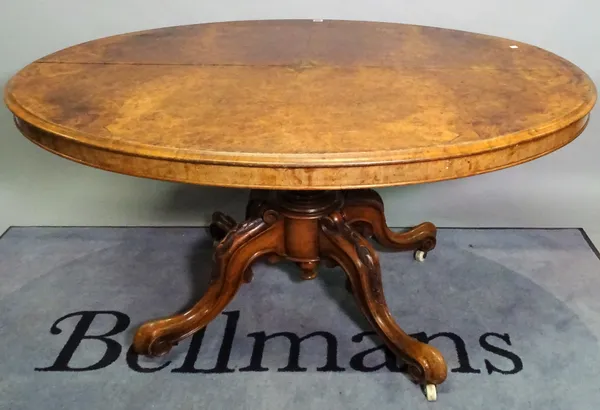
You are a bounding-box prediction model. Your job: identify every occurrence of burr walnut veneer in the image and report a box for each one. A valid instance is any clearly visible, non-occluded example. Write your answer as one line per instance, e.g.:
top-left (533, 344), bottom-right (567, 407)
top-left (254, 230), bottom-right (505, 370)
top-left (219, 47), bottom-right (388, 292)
top-left (4, 20), bottom-right (596, 401)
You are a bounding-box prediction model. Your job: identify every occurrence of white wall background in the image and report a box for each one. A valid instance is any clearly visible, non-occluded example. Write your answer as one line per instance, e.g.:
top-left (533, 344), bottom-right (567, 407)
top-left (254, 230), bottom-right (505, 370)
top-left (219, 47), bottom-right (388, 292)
top-left (1, 1), bottom-right (599, 244)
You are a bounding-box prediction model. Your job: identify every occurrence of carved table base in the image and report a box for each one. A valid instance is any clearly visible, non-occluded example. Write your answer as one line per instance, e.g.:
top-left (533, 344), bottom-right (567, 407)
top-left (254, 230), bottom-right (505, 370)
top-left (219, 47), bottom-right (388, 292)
top-left (133, 189), bottom-right (446, 401)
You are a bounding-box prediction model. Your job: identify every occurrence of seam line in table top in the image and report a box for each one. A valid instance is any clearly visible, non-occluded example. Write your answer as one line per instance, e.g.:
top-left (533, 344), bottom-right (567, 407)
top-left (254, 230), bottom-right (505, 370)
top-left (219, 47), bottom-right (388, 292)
top-left (8, 66), bottom-right (595, 165)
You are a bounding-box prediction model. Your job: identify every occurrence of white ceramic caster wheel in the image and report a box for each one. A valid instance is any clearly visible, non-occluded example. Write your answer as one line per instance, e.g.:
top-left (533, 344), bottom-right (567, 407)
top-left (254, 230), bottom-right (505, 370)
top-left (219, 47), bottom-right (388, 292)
top-left (424, 384), bottom-right (437, 401)
top-left (414, 250), bottom-right (427, 262)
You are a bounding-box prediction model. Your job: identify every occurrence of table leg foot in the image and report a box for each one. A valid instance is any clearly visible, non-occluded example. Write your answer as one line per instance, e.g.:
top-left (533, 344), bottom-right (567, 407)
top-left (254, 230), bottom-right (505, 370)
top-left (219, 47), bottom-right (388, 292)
top-left (342, 189), bottom-right (437, 254)
top-left (414, 249), bottom-right (427, 262)
top-left (133, 214), bottom-right (284, 357)
top-left (320, 211), bottom-right (447, 390)
top-left (424, 384), bottom-right (437, 401)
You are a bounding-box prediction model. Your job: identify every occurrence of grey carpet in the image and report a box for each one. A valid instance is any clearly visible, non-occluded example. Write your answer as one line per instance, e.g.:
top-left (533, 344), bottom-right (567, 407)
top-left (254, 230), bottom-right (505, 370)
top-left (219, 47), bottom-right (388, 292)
top-left (1, 227), bottom-right (600, 410)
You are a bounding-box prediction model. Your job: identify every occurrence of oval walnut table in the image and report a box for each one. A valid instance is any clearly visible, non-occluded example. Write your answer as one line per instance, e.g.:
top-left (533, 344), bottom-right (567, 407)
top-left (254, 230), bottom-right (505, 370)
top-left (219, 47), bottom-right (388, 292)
top-left (4, 20), bottom-right (596, 401)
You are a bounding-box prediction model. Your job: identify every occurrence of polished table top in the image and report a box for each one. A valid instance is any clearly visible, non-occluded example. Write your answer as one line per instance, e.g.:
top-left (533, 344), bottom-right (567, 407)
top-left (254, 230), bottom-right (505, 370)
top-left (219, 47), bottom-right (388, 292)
top-left (4, 20), bottom-right (596, 189)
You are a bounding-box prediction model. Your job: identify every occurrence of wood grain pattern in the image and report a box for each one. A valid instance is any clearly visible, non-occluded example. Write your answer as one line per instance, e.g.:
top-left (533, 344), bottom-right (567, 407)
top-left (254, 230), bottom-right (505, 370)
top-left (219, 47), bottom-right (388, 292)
top-left (4, 20), bottom-right (596, 189)
top-left (7, 21), bottom-right (594, 400)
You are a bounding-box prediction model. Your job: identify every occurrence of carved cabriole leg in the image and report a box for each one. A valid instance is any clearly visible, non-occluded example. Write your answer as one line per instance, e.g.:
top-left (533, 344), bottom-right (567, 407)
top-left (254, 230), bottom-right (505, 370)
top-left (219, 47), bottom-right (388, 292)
top-left (319, 212), bottom-right (447, 389)
top-left (135, 189), bottom-right (447, 400)
top-left (209, 211), bottom-right (237, 242)
top-left (133, 213), bottom-right (284, 357)
top-left (342, 189), bottom-right (437, 253)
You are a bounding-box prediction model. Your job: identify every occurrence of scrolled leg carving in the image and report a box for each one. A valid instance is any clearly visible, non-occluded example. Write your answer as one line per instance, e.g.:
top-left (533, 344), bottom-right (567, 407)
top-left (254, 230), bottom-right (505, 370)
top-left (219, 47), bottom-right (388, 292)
top-left (209, 211), bottom-right (257, 281)
top-left (319, 212), bottom-right (447, 389)
top-left (209, 211), bottom-right (237, 242)
top-left (133, 214), bottom-right (284, 357)
top-left (342, 189), bottom-right (437, 253)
